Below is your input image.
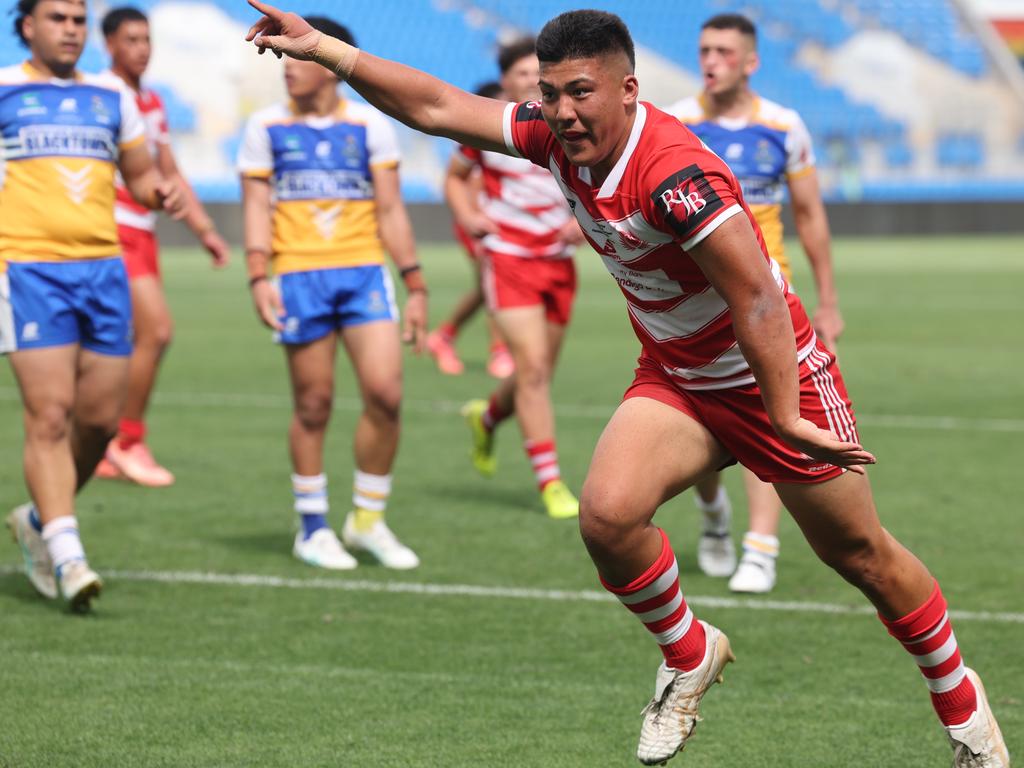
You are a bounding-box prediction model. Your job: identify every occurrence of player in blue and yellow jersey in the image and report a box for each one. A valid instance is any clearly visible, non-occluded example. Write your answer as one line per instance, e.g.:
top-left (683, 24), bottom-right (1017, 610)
top-left (1, 0), bottom-right (185, 611)
top-left (665, 14), bottom-right (845, 594)
top-left (238, 16), bottom-right (425, 571)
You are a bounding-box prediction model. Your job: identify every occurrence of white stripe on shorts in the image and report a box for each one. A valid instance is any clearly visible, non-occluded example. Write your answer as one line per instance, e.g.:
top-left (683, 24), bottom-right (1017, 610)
top-left (0, 273), bottom-right (15, 355)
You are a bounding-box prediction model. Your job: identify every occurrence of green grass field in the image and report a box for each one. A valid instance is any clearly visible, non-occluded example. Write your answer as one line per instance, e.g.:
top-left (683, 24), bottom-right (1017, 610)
top-left (1, 235), bottom-right (1022, 767)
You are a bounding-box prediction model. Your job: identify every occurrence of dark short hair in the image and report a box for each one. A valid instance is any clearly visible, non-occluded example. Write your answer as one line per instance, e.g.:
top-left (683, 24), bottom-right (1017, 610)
top-left (12, 0), bottom-right (38, 45)
top-left (305, 15), bottom-right (355, 47)
top-left (497, 36), bottom-right (535, 74)
top-left (702, 13), bottom-right (758, 45)
top-left (474, 80), bottom-right (503, 99)
top-left (102, 6), bottom-right (147, 38)
top-left (536, 10), bottom-right (635, 72)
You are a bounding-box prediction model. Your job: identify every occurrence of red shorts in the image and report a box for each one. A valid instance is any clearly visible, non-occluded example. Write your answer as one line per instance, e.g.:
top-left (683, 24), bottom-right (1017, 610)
top-left (482, 251), bottom-right (577, 326)
top-left (118, 225), bottom-right (160, 280)
top-left (453, 222), bottom-right (483, 262)
top-left (623, 342), bottom-right (859, 484)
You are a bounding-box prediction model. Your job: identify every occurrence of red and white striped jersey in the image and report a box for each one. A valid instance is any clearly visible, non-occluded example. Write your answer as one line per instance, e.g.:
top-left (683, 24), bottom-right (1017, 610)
top-left (503, 100), bottom-right (816, 390)
top-left (453, 144), bottom-right (573, 259)
top-left (98, 70), bottom-right (170, 233)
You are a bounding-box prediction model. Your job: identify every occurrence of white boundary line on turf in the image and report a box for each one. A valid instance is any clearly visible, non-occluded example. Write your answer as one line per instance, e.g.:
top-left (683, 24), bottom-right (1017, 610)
top-left (2, 565), bottom-right (1022, 624)
top-left (1, 388), bottom-right (1022, 433)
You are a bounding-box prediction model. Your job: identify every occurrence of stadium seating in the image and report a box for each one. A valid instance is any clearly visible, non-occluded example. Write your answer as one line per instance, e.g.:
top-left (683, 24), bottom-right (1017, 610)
top-left (0, 0), bottom-right (1021, 202)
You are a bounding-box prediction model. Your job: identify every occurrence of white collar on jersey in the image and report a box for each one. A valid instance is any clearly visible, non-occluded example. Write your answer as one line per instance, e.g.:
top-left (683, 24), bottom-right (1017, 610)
top-left (577, 103), bottom-right (648, 200)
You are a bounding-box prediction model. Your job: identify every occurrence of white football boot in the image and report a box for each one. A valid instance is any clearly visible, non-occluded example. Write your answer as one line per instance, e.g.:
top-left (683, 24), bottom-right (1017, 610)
top-left (695, 490), bottom-right (736, 578)
top-left (57, 559), bottom-right (102, 613)
top-left (292, 528), bottom-right (357, 570)
top-left (6, 504), bottom-right (57, 599)
top-left (342, 513), bottom-right (419, 570)
top-left (727, 553), bottom-right (776, 593)
top-left (947, 668), bottom-right (1010, 767)
top-left (636, 621), bottom-right (735, 765)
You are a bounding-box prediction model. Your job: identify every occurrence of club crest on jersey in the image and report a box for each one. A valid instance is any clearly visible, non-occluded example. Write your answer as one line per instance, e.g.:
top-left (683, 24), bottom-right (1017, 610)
top-left (515, 101), bottom-right (544, 122)
top-left (651, 164), bottom-right (724, 237)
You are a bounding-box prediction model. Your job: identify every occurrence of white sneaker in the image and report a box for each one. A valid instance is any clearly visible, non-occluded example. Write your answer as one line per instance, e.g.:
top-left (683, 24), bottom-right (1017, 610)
top-left (696, 491), bottom-right (735, 578)
top-left (342, 514), bottom-right (420, 570)
top-left (6, 504), bottom-right (57, 599)
top-left (57, 559), bottom-right (102, 612)
top-left (637, 621), bottom-right (735, 765)
top-left (728, 553), bottom-right (776, 594)
top-left (947, 668), bottom-right (1010, 767)
top-left (292, 528), bottom-right (357, 570)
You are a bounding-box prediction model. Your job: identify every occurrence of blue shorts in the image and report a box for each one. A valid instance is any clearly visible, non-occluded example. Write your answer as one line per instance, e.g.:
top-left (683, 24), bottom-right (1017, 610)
top-left (0, 258), bottom-right (132, 356)
top-left (274, 265), bottom-right (398, 345)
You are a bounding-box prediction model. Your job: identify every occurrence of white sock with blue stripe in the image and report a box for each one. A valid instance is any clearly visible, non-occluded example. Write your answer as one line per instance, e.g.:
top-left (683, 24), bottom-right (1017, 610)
top-left (41, 516), bottom-right (86, 575)
top-left (293, 473), bottom-right (329, 540)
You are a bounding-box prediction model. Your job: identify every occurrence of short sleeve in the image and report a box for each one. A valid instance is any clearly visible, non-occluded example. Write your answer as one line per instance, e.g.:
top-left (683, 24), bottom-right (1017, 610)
top-left (784, 112), bottom-right (815, 178)
top-left (117, 88), bottom-right (146, 151)
top-left (237, 115), bottom-right (273, 178)
top-left (366, 110), bottom-right (400, 168)
top-left (150, 91), bottom-right (172, 146)
top-left (502, 100), bottom-right (556, 168)
top-left (453, 143), bottom-right (481, 168)
top-left (643, 147), bottom-right (746, 251)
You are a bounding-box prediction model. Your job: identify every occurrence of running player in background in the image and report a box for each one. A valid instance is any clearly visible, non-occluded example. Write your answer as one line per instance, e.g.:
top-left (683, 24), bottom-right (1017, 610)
top-left (426, 79), bottom-right (514, 379)
top-left (244, 4), bottom-right (1008, 765)
top-left (665, 13), bottom-right (844, 594)
top-left (457, 38), bottom-right (585, 520)
top-left (238, 16), bottom-right (424, 571)
top-left (2, 0), bottom-right (185, 611)
top-left (94, 5), bottom-right (231, 488)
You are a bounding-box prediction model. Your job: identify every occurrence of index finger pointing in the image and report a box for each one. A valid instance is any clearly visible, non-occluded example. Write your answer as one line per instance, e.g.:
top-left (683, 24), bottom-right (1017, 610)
top-left (247, 0), bottom-right (283, 18)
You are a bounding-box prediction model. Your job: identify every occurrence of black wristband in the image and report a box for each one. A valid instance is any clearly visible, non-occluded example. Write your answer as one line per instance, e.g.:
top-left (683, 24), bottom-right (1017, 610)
top-left (398, 263), bottom-right (422, 277)
top-left (248, 275), bottom-right (268, 288)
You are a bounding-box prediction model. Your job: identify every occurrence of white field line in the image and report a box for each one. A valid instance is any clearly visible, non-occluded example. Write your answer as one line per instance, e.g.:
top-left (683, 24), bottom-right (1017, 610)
top-left (2, 564), bottom-right (1022, 624)
top-left (0, 388), bottom-right (1021, 433)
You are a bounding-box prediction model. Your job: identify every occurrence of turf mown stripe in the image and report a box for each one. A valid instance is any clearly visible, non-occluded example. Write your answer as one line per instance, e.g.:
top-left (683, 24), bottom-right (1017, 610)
top-left (1, 387), bottom-right (1021, 433)
top-left (2, 565), bottom-right (1021, 623)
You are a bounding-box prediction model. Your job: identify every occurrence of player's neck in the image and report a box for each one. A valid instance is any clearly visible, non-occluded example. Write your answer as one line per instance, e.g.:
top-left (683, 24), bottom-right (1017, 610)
top-left (703, 85), bottom-right (755, 120)
top-left (111, 63), bottom-right (142, 92)
top-left (27, 55), bottom-right (75, 81)
top-left (292, 88), bottom-right (340, 117)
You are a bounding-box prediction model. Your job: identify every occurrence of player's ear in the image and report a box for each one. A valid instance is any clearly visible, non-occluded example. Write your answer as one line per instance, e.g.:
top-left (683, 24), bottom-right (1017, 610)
top-left (744, 49), bottom-right (760, 78)
top-left (621, 73), bottom-right (639, 107)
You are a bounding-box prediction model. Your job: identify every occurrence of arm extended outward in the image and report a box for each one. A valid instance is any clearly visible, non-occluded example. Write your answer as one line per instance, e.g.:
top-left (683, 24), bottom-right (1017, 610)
top-left (246, 0), bottom-right (509, 153)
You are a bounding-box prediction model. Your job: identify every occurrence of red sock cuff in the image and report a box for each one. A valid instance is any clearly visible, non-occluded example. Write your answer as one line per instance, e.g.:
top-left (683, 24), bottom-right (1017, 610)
top-left (118, 418), bottom-right (146, 446)
top-left (601, 529), bottom-right (673, 595)
top-left (525, 439), bottom-right (556, 457)
top-left (880, 581), bottom-right (943, 641)
top-left (438, 322), bottom-right (457, 339)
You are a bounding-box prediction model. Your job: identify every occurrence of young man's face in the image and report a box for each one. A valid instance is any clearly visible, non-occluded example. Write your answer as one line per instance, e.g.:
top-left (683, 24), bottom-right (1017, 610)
top-left (23, 0), bottom-right (87, 71)
top-left (698, 27), bottom-right (758, 97)
top-left (538, 52), bottom-right (638, 169)
top-left (284, 57), bottom-right (338, 101)
top-left (106, 19), bottom-right (151, 80)
top-left (500, 53), bottom-right (540, 103)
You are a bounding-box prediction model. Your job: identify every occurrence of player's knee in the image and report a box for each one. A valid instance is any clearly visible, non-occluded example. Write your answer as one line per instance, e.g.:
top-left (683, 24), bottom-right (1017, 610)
top-left (514, 357), bottom-right (550, 392)
top-left (579, 484), bottom-right (644, 551)
top-left (821, 536), bottom-right (890, 590)
top-left (295, 388), bottom-right (333, 431)
top-left (364, 382), bottom-right (402, 423)
top-left (25, 402), bottom-right (73, 444)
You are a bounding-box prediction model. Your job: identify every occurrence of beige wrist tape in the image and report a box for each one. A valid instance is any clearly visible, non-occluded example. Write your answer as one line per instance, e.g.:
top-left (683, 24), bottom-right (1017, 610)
top-left (312, 34), bottom-right (360, 80)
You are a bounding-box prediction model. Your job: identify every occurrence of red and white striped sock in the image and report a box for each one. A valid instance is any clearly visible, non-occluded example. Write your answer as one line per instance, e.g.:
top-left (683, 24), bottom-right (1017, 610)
top-left (881, 581), bottom-right (977, 727)
top-left (602, 528), bottom-right (707, 672)
top-left (481, 393), bottom-right (511, 432)
top-left (525, 439), bottom-right (560, 490)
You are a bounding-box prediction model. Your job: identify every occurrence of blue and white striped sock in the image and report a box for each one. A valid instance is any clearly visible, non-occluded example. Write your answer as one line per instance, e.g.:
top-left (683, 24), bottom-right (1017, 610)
top-left (292, 473), bottom-right (329, 540)
top-left (27, 505), bottom-right (42, 533)
top-left (41, 516), bottom-right (86, 575)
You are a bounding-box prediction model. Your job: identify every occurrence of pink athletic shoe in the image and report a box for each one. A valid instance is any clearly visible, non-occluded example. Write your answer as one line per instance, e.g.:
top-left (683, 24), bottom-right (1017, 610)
top-left (94, 458), bottom-right (122, 480)
top-left (487, 345), bottom-right (515, 379)
top-left (105, 442), bottom-right (175, 487)
top-left (426, 331), bottom-right (464, 375)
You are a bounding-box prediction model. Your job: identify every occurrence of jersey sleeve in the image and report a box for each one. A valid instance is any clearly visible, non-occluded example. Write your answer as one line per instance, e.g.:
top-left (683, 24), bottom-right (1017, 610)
top-left (150, 91), bottom-right (172, 146)
top-left (366, 110), bottom-right (401, 169)
top-left (784, 112), bottom-right (815, 178)
top-left (502, 100), bottom-right (556, 168)
top-left (452, 143), bottom-right (481, 169)
top-left (237, 115), bottom-right (273, 178)
top-left (642, 145), bottom-right (746, 251)
top-left (117, 88), bottom-right (146, 151)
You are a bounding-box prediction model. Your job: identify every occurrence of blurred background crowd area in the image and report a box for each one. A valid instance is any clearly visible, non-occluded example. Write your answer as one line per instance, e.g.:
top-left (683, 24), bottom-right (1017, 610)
top-left (3, 0), bottom-right (1024, 206)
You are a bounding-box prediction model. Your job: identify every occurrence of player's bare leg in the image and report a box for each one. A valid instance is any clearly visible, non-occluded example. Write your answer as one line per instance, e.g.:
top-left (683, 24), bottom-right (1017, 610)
top-left (72, 350), bottom-right (130, 489)
top-left (101, 275), bottom-right (175, 486)
top-left (776, 473), bottom-right (1008, 765)
top-left (339, 320), bottom-right (417, 568)
top-left (692, 472), bottom-right (736, 578)
top-left (580, 397), bottom-right (735, 764)
top-left (285, 331), bottom-right (354, 569)
top-left (728, 468), bottom-right (783, 592)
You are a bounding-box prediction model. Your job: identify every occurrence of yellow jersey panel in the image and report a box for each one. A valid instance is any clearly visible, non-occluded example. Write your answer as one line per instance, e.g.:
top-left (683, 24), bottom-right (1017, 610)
top-left (272, 199), bottom-right (385, 274)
